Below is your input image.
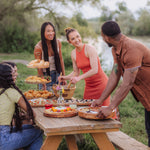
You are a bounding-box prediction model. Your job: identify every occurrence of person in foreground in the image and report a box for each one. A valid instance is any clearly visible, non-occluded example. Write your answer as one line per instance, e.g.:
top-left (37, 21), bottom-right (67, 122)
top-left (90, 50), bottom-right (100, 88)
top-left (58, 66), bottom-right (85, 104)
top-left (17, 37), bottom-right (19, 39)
top-left (91, 20), bottom-right (150, 147)
top-left (59, 27), bottom-right (110, 106)
top-left (34, 21), bottom-right (65, 91)
top-left (0, 63), bottom-right (43, 150)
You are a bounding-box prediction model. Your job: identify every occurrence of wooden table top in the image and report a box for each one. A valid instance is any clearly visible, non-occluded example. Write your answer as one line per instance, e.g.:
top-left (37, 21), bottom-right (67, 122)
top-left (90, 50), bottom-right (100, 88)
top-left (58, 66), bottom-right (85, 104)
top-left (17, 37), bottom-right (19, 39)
top-left (33, 107), bottom-right (122, 136)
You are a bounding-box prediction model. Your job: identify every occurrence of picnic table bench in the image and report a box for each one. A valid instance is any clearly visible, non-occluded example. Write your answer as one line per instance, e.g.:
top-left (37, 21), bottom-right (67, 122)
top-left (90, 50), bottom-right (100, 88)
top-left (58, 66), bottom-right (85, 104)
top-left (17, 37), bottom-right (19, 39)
top-left (107, 131), bottom-right (150, 150)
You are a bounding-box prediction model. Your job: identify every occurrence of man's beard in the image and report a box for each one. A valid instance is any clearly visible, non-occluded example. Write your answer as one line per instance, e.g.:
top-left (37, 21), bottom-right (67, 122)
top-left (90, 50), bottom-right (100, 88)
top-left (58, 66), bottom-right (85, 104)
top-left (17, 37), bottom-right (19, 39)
top-left (106, 42), bottom-right (113, 47)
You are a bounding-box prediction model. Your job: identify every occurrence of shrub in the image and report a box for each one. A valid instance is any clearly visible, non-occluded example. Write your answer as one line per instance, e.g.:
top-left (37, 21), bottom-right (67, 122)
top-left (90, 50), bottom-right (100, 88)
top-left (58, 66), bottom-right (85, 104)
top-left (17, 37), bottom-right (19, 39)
top-left (61, 41), bottom-right (74, 68)
top-left (0, 19), bottom-right (38, 53)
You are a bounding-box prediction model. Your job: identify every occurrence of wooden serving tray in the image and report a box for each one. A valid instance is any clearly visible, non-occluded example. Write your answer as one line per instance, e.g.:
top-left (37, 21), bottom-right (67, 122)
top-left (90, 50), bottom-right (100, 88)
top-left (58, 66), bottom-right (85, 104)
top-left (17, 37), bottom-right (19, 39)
top-left (44, 110), bottom-right (78, 118)
top-left (78, 107), bottom-right (115, 120)
top-left (27, 64), bottom-right (49, 69)
top-left (25, 80), bottom-right (51, 84)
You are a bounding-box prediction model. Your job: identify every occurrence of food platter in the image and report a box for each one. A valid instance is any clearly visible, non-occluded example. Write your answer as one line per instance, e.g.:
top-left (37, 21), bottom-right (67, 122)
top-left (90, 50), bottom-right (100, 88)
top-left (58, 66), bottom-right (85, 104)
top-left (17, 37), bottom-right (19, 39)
top-left (25, 76), bottom-right (51, 84)
top-left (24, 90), bottom-right (53, 100)
top-left (26, 64), bottom-right (49, 69)
top-left (27, 59), bottom-right (49, 69)
top-left (49, 98), bottom-right (94, 106)
top-left (78, 106), bottom-right (115, 120)
top-left (28, 98), bottom-right (50, 107)
top-left (43, 106), bottom-right (78, 118)
top-left (25, 80), bottom-right (51, 84)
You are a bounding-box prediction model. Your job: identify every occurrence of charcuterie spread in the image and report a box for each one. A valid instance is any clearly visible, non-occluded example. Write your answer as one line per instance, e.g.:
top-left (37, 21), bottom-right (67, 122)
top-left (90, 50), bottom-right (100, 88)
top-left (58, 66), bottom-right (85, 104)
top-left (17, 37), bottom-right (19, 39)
top-left (28, 98), bottom-right (50, 107)
top-left (78, 106), bottom-right (115, 120)
top-left (43, 106), bottom-right (78, 118)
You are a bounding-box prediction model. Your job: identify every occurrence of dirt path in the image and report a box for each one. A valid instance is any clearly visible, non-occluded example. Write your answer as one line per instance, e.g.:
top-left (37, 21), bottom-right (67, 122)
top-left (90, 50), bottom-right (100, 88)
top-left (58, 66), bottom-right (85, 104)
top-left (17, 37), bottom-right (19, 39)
top-left (1, 59), bottom-right (29, 65)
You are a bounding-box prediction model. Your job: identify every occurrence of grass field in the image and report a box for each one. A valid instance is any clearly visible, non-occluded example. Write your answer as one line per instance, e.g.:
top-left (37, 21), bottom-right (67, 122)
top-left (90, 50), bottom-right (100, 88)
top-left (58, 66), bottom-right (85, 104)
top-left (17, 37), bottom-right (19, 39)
top-left (0, 52), bottom-right (148, 149)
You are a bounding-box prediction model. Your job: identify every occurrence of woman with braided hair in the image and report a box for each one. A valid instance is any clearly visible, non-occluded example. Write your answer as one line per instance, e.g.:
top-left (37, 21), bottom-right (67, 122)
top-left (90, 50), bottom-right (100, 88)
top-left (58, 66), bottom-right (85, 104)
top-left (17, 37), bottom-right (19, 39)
top-left (0, 63), bottom-right (43, 150)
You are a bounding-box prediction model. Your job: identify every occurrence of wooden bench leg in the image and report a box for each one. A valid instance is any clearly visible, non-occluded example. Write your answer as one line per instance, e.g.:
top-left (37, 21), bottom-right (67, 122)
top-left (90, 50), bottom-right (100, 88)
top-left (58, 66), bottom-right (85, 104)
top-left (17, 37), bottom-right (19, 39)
top-left (91, 132), bottom-right (115, 150)
top-left (65, 135), bottom-right (78, 150)
top-left (41, 135), bottom-right (63, 150)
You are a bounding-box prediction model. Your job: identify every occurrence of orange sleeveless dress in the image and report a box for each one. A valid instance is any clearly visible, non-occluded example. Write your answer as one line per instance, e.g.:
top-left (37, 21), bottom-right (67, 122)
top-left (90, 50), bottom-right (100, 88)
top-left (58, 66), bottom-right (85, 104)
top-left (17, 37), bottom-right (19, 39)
top-left (76, 44), bottom-right (110, 106)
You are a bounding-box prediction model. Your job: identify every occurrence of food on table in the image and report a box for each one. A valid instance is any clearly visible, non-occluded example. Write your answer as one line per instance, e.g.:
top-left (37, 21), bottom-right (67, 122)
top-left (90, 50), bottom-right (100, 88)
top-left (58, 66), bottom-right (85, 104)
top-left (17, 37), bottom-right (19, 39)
top-left (24, 90), bottom-right (53, 99)
top-left (28, 98), bottom-right (50, 107)
top-left (25, 76), bottom-right (51, 84)
top-left (27, 59), bottom-right (49, 68)
top-left (78, 106), bottom-right (115, 120)
top-left (44, 106), bottom-right (78, 118)
top-left (45, 103), bottom-right (53, 109)
top-left (51, 98), bottom-right (94, 106)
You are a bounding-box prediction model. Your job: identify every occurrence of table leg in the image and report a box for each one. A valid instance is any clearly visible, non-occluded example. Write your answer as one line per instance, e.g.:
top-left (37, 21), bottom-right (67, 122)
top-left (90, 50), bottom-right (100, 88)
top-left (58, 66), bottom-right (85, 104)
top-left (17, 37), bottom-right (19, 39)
top-left (41, 135), bottom-right (63, 150)
top-left (91, 132), bottom-right (115, 150)
top-left (65, 135), bottom-right (78, 150)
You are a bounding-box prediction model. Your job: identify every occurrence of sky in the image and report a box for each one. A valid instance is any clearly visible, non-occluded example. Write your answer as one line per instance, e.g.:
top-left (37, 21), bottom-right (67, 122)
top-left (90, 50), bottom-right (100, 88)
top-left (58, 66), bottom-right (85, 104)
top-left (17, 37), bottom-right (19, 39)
top-left (80, 0), bottom-right (148, 19)
top-left (45, 0), bottom-right (148, 19)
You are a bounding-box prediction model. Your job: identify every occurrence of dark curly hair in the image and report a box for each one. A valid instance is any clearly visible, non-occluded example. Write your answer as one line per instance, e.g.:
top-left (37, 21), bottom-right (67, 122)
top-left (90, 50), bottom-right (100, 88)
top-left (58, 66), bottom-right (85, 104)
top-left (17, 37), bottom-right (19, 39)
top-left (0, 63), bottom-right (35, 132)
top-left (41, 22), bottom-right (62, 74)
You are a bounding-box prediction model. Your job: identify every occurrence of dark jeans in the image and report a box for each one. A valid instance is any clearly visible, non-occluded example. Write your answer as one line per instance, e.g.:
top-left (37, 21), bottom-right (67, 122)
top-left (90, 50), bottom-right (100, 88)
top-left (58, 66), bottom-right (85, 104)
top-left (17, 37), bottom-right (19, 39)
top-left (39, 70), bottom-right (59, 91)
top-left (145, 109), bottom-right (150, 147)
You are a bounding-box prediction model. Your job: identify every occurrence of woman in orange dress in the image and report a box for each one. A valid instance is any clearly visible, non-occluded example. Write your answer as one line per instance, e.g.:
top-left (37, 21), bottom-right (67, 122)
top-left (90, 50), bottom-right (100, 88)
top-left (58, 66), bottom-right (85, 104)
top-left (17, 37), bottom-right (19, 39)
top-left (59, 28), bottom-right (110, 106)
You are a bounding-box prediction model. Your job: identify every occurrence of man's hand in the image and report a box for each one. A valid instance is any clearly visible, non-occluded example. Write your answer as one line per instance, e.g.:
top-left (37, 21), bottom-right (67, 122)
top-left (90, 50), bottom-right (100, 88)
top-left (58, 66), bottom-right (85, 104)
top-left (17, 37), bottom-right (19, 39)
top-left (97, 106), bottom-right (112, 118)
top-left (91, 99), bottom-right (102, 107)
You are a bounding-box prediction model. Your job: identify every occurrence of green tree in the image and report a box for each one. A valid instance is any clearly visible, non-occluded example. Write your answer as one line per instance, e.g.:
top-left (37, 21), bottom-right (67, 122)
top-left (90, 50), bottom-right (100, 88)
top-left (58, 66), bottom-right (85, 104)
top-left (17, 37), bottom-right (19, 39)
top-left (117, 11), bottom-right (135, 35)
top-left (133, 9), bottom-right (150, 35)
top-left (0, 0), bottom-right (101, 53)
top-left (99, 6), bottom-right (114, 21)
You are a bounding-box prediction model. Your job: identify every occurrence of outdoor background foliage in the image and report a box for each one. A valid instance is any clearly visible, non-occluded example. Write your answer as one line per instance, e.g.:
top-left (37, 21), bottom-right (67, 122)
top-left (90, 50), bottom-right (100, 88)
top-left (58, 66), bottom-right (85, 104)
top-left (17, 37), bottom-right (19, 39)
top-left (1, 0), bottom-right (150, 53)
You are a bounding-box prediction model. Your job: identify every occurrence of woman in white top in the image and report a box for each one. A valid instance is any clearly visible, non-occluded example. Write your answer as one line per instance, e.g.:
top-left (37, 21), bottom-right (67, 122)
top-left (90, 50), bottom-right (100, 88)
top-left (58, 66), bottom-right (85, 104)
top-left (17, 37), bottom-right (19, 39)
top-left (34, 22), bottom-right (65, 90)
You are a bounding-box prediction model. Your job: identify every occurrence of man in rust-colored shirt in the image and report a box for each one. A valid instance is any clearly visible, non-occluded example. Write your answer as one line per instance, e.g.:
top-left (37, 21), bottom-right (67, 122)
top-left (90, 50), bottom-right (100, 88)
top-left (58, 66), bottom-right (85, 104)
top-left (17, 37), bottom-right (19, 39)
top-left (92, 20), bottom-right (150, 147)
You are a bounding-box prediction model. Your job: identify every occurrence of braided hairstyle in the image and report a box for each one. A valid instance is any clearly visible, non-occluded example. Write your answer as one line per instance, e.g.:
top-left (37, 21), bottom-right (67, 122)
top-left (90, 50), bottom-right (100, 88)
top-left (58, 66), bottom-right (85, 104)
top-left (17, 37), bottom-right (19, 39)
top-left (0, 63), bottom-right (35, 132)
top-left (41, 22), bottom-right (62, 74)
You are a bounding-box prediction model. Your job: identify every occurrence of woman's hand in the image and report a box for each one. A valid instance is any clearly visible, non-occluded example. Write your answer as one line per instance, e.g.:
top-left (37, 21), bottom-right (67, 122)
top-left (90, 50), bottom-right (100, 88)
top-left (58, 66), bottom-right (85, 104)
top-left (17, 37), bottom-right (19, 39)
top-left (61, 80), bottom-right (67, 85)
top-left (58, 75), bottom-right (65, 82)
top-left (70, 76), bottom-right (80, 84)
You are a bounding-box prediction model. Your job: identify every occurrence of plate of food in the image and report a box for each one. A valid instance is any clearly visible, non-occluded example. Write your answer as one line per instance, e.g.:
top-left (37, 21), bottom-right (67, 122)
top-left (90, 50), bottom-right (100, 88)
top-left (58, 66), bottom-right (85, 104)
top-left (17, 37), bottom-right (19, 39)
top-left (24, 90), bottom-right (53, 99)
top-left (49, 98), bottom-right (94, 107)
top-left (27, 59), bottom-right (49, 68)
top-left (28, 98), bottom-right (50, 107)
top-left (78, 106), bottom-right (115, 120)
top-left (25, 76), bottom-right (51, 84)
top-left (43, 106), bottom-right (78, 118)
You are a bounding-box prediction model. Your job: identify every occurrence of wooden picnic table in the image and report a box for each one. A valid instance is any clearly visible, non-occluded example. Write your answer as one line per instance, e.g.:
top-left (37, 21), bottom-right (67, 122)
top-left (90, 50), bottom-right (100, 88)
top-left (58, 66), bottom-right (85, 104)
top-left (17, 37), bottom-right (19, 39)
top-left (33, 107), bottom-right (122, 150)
